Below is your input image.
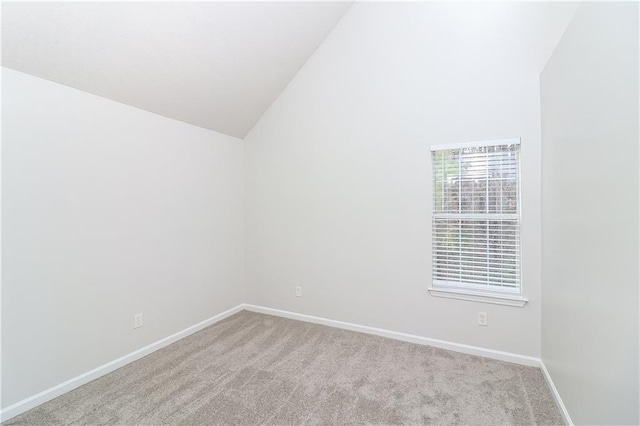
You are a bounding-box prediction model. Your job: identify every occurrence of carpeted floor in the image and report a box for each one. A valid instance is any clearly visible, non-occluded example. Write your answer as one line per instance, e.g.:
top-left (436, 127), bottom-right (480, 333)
top-left (5, 310), bottom-right (563, 425)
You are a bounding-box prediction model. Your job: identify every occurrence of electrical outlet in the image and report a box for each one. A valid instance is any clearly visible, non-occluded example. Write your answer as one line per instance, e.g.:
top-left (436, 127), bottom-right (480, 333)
top-left (295, 286), bottom-right (302, 297)
top-left (477, 312), bottom-right (488, 326)
top-left (134, 313), bottom-right (143, 329)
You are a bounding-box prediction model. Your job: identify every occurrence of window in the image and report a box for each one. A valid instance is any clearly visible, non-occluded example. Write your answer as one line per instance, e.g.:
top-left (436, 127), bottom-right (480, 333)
top-left (429, 138), bottom-right (526, 307)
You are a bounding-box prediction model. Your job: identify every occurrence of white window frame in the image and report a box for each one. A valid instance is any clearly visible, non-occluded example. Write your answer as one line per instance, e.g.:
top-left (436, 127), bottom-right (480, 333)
top-left (427, 138), bottom-right (528, 307)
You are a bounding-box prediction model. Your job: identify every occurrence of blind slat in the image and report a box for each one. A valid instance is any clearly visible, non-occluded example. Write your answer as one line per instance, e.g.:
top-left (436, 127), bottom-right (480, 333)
top-left (431, 142), bottom-right (521, 293)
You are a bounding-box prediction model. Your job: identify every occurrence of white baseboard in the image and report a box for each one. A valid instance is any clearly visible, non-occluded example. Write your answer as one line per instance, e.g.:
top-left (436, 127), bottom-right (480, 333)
top-left (0, 304), bottom-right (244, 423)
top-left (540, 360), bottom-right (573, 425)
top-left (243, 304), bottom-right (541, 367)
top-left (242, 305), bottom-right (575, 424)
top-left (2, 303), bottom-right (570, 425)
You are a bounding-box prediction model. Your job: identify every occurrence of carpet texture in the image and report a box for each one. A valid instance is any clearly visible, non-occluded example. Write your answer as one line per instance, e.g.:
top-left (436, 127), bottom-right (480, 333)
top-left (5, 310), bottom-right (563, 425)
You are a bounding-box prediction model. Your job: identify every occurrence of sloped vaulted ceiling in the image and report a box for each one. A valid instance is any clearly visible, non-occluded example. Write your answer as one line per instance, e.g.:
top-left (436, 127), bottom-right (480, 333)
top-left (1, 2), bottom-right (352, 138)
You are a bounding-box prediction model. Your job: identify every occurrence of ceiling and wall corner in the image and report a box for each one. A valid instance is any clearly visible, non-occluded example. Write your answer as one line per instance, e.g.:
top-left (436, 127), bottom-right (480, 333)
top-left (242, 1), bottom-right (580, 359)
top-left (1, 1), bottom-right (352, 138)
top-left (1, 0), bottom-right (580, 362)
top-left (3, 0), bottom-right (609, 420)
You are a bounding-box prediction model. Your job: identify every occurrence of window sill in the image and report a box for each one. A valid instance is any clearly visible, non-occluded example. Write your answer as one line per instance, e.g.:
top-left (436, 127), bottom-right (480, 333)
top-left (427, 287), bottom-right (528, 307)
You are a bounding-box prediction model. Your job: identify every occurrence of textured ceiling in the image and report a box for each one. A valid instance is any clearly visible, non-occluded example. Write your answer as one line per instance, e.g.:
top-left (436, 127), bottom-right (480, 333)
top-left (2, 2), bottom-right (352, 138)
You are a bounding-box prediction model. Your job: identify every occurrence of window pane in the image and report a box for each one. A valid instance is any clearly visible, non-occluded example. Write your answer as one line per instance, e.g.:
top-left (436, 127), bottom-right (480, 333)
top-left (431, 141), bottom-right (521, 293)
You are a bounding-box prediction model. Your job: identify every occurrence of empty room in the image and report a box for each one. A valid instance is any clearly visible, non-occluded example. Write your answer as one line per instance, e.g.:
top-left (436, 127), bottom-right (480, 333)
top-left (1, 1), bottom-right (638, 425)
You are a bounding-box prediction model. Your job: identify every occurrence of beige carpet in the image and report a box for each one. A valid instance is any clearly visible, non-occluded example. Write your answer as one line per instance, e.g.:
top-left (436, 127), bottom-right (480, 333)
top-left (5, 310), bottom-right (563, 425)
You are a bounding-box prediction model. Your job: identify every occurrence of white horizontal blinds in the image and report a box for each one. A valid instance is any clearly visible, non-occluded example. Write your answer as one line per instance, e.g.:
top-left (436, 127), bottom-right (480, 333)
top-left (432, 142), bottom-right (521, 293)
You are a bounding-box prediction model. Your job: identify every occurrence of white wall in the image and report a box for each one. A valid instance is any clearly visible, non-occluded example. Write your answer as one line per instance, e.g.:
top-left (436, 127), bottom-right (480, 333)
top-left (244, 2), bottom-right (577, 357)
top-left (540, 3), bottom-right (639, 425)
top-left (1, 68), bottom-right (244, 408)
